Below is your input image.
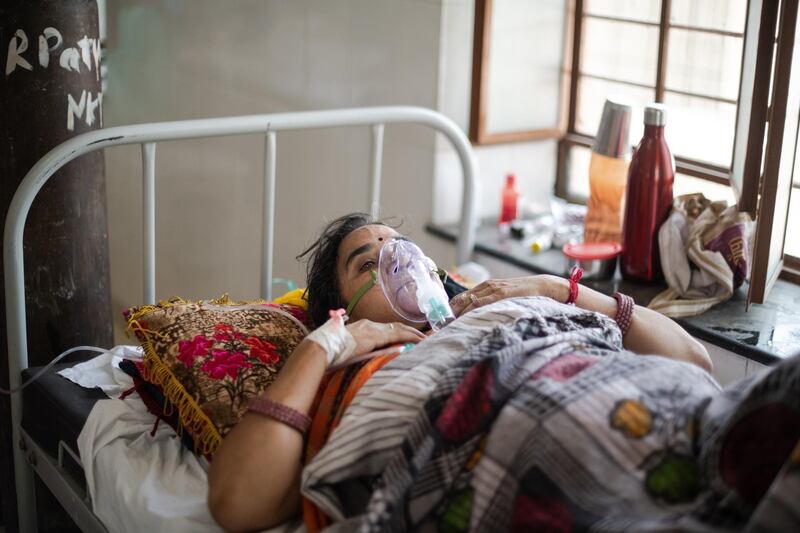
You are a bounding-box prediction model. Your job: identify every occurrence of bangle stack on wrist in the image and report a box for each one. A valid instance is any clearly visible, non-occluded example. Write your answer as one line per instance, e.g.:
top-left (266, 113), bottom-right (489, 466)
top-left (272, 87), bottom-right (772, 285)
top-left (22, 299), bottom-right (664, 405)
top-left (612, 292), bottom-right (634, 337)
top-left (565, 267), bottom-right (583, 305)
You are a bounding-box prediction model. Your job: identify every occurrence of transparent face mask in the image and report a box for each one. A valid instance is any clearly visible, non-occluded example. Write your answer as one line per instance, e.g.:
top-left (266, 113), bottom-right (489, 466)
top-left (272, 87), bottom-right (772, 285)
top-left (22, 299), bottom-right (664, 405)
top-left (346, 238), bottom-right (455, 331)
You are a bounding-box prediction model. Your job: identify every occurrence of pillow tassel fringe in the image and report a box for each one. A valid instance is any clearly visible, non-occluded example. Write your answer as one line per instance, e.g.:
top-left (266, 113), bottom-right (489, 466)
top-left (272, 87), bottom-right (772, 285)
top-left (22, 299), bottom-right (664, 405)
top-left (138, 337), bottom-right (223, 456)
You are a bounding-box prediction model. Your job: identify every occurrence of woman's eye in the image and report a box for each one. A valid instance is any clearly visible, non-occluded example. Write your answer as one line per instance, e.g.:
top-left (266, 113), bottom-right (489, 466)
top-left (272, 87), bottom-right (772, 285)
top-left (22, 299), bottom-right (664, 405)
top-left (360, 260), bottom-right (375, 272)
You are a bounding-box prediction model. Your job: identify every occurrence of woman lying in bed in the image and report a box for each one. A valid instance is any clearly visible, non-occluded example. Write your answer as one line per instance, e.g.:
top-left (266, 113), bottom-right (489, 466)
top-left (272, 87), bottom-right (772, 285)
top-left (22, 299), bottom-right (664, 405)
top-left (208, 213), bottom-right (716, 531)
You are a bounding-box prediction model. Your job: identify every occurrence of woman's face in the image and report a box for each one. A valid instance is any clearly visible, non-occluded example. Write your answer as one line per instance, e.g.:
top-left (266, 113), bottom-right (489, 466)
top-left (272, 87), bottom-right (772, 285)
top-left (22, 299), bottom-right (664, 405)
top-left (336, 224), bottom-right (424, 329)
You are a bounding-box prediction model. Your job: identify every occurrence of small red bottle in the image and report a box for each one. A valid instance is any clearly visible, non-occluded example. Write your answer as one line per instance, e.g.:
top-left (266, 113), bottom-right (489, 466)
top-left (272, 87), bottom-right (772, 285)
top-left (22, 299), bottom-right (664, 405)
top-left (498, 174), bottom-right (519, 225)
top-left (621, 104), bottom-right (674, 282)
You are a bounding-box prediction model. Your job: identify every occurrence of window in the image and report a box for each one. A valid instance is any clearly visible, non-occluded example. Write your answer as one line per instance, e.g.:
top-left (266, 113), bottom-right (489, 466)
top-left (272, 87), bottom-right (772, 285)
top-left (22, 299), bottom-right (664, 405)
top-left (469, 0), bottom-right (568, 144)
top-left (471, 0), bottom-right (800, 300)
top-left (558, 0), bottom-right (744, 201)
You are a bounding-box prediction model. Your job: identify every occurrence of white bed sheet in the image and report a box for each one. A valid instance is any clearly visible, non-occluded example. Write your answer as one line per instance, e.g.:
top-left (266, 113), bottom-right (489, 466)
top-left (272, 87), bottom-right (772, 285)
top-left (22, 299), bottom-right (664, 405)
top-left (60, 349), bottom-right (304, 533)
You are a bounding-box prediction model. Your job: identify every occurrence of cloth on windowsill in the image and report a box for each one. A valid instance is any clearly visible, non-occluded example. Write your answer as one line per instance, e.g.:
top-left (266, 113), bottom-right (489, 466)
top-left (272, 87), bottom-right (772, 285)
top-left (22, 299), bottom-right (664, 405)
top-left (649, 193), bottom-right (754, 317)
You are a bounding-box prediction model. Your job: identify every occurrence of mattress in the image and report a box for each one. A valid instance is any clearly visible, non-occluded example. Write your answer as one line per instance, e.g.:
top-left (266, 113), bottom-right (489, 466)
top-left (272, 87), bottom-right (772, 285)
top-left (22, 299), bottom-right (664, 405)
top-left (21, 363), bottom-right (107, 461)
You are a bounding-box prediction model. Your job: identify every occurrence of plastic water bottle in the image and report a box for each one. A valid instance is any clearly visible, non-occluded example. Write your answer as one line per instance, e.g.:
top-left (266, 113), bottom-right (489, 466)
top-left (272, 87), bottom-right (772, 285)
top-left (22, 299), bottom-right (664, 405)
top-left (498, 174), bottom-right (520, 225)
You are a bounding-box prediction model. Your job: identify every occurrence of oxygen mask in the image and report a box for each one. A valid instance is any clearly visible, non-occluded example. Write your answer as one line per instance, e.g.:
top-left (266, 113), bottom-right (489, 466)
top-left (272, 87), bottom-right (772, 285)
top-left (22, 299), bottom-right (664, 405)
top-left (346, 238), bottom-right (455, 331)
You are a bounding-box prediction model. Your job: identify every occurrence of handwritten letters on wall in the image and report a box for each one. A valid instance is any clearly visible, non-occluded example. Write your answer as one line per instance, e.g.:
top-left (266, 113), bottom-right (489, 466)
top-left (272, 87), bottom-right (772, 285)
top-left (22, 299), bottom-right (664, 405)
top-left (5, 27), bottom-right (102, 131)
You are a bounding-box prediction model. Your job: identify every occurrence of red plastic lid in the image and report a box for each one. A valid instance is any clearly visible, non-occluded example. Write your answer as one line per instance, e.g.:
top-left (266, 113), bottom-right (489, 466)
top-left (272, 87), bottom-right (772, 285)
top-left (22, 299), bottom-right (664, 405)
top-left (562, 241), bottom-right (622, 260)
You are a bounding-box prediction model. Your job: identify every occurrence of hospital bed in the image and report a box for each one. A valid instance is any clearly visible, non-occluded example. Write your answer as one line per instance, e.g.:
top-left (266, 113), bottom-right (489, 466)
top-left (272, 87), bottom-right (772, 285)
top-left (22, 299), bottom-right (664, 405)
top-left (4, 106), bottom-right (479, 533)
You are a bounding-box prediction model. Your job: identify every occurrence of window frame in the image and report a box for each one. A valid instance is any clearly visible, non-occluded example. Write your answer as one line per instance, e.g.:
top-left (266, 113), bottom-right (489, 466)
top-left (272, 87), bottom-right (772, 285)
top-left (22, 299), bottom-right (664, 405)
top-left (468, 0), bottom-right (567, 145)
top-left (748, 0), bottom-right (800, 301)
top-left (784, 256), bottom-right (800, 284)
top-left (469, 0), bottom-right (800, 286)
top-left (555, 0), bottom-right (742, 202)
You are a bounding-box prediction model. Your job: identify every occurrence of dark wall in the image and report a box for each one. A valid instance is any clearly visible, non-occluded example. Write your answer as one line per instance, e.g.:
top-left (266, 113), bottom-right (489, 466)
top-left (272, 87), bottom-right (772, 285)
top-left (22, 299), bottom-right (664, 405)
top-left (0, 2), bottom-right (113, 530)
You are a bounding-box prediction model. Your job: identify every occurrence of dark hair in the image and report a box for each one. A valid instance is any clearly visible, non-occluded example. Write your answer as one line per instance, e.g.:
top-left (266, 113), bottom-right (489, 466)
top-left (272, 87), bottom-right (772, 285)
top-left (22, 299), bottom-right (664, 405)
top-left (297, 213), bottom-right (393, 327)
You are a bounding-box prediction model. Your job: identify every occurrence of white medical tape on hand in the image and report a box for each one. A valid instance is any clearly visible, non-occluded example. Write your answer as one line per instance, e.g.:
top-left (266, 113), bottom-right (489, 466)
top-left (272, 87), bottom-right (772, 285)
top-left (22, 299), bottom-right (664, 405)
top-left (305, 310), bottom-right (357, 367)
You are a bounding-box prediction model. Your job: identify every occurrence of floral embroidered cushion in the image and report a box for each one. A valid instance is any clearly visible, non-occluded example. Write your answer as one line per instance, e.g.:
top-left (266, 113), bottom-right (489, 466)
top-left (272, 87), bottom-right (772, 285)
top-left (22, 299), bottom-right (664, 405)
top-left (124, 296), bottom-right (309, 456)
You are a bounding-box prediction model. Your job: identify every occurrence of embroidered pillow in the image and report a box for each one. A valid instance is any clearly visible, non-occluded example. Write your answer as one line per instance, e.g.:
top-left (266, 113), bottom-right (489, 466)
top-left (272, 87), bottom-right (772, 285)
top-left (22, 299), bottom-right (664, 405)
top-left (124, 296), bottom-right (309, 456)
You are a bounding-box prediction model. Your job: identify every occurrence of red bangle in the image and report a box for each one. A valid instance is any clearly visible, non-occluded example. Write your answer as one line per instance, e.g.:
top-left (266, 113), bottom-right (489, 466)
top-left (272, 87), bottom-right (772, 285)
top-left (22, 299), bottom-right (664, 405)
top-left (566, 266), bottom-right (583, 305)
top-left (612, 292), bottom-right (634, 337)
top-left (247, 395), bottom-right (311, 434)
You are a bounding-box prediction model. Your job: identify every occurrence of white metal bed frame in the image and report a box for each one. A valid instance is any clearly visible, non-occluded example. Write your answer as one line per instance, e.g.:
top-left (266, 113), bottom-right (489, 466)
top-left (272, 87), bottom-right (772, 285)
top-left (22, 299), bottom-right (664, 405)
top-left (4, 106), bottom-right (478, 533)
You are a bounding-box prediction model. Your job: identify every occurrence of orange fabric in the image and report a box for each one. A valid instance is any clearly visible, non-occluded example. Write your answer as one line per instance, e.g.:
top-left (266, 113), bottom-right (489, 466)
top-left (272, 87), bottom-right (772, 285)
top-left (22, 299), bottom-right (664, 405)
top-left (302, 351), bottom-right (400, 532)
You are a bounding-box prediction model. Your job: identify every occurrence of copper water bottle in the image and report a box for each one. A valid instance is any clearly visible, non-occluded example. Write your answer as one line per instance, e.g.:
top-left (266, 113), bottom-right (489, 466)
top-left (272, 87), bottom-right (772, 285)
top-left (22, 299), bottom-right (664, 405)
top-left (584, 98), bottom-right (632, 243)
top-left (620, 104), bottom-right (675, 282)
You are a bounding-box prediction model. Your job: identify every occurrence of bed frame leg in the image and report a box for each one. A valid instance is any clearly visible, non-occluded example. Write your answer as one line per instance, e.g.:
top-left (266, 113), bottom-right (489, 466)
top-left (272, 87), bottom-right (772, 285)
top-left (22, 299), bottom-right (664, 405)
top-left (13, 430), bottom-right (38, 533)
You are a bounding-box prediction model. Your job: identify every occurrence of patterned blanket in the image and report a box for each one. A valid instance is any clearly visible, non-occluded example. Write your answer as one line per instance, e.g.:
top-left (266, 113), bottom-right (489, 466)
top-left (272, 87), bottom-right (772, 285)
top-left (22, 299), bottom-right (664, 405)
top-left (301, 297), bottom-right (800, 532)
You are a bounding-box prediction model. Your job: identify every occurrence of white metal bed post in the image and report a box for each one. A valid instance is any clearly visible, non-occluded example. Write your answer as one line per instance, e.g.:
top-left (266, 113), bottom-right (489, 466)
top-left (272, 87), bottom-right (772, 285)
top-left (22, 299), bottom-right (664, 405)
top-left (261, 131), bottom-right (277, 301)
top-left (142, 143), bottom-right (157, 304)
top-left (5, 186), bottom-right (39, 533)
top-left (368, 124), bottom-right (384, 218)
top-left (4, 107), bottom-right (478, 533)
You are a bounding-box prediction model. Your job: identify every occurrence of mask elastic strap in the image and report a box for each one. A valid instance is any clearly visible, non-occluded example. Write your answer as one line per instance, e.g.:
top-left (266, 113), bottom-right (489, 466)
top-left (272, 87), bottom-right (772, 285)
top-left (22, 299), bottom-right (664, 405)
top-left (345, 270), bottom-right (378, 317)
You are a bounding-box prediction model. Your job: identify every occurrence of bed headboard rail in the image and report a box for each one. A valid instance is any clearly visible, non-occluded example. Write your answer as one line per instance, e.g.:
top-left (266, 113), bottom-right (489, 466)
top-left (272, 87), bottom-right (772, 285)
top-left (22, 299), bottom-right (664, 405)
top-left (3, 106), bottom-right (477, 533)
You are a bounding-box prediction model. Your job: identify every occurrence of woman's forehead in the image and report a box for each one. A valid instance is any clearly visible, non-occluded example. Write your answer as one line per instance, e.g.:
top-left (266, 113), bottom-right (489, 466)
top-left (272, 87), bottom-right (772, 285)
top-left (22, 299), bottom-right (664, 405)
top-left (340, 225), bottom-right (401, 252)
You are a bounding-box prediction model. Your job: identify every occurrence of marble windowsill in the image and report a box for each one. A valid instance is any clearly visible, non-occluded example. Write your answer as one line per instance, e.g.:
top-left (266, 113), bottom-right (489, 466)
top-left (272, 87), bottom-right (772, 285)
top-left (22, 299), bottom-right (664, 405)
top-left (427, 222), bottom-right (800, 366)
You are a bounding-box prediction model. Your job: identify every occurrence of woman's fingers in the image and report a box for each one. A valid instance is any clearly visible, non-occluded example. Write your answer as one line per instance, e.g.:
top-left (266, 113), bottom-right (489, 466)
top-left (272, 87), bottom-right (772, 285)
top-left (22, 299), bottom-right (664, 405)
top-left (343, 320), bottom-right (425, 363)
top-left (387, 322), bottom-right (425, 343)
top-left (459, 293), bottom-right (500, 316)
top-left (454, 292), bottom-right (489, 317)
top-left (449, 292), bottom-right (464, 315)
top-left (451, 286), bottom-right (509, 316)
top-left (387, 321), bottom-right (425, 338)
top-left (450, 276), bottom-right (555, 317)
top-left (407, 325), bottom-right (427, 340)
top-left (449, 291), bottom-right (472, 316)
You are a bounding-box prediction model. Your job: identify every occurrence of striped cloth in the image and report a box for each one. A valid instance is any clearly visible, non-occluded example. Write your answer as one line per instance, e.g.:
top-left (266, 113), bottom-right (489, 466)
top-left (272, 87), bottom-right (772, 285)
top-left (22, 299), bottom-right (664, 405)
top-left (301, 297), bottom-right (800, 532)
top-left (303, 351), bottom-right (401, 531)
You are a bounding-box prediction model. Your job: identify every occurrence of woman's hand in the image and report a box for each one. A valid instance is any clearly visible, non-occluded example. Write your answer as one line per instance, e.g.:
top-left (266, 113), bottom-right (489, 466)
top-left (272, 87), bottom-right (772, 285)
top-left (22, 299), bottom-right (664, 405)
top-left (345, 319), bottom-right (425, 357)
top-left (449, 275), bottom-right (566, 317)
top-left (449, 274), bottom-right (712, 372)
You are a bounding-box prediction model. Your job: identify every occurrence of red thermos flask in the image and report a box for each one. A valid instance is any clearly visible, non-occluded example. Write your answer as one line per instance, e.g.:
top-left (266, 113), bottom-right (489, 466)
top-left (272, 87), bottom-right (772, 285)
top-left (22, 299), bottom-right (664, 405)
top-left (621, 104), bottom-right (674, 282)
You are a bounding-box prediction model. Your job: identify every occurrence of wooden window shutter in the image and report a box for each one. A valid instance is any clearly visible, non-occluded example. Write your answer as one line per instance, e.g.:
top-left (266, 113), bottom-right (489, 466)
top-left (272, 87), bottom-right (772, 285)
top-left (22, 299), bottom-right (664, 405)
top-left (469, 0), bottom-right (569, 144)
top-left (732, 0), bottom-right (779, 216)
top-left (748, 0), bottom-right (800, 304)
